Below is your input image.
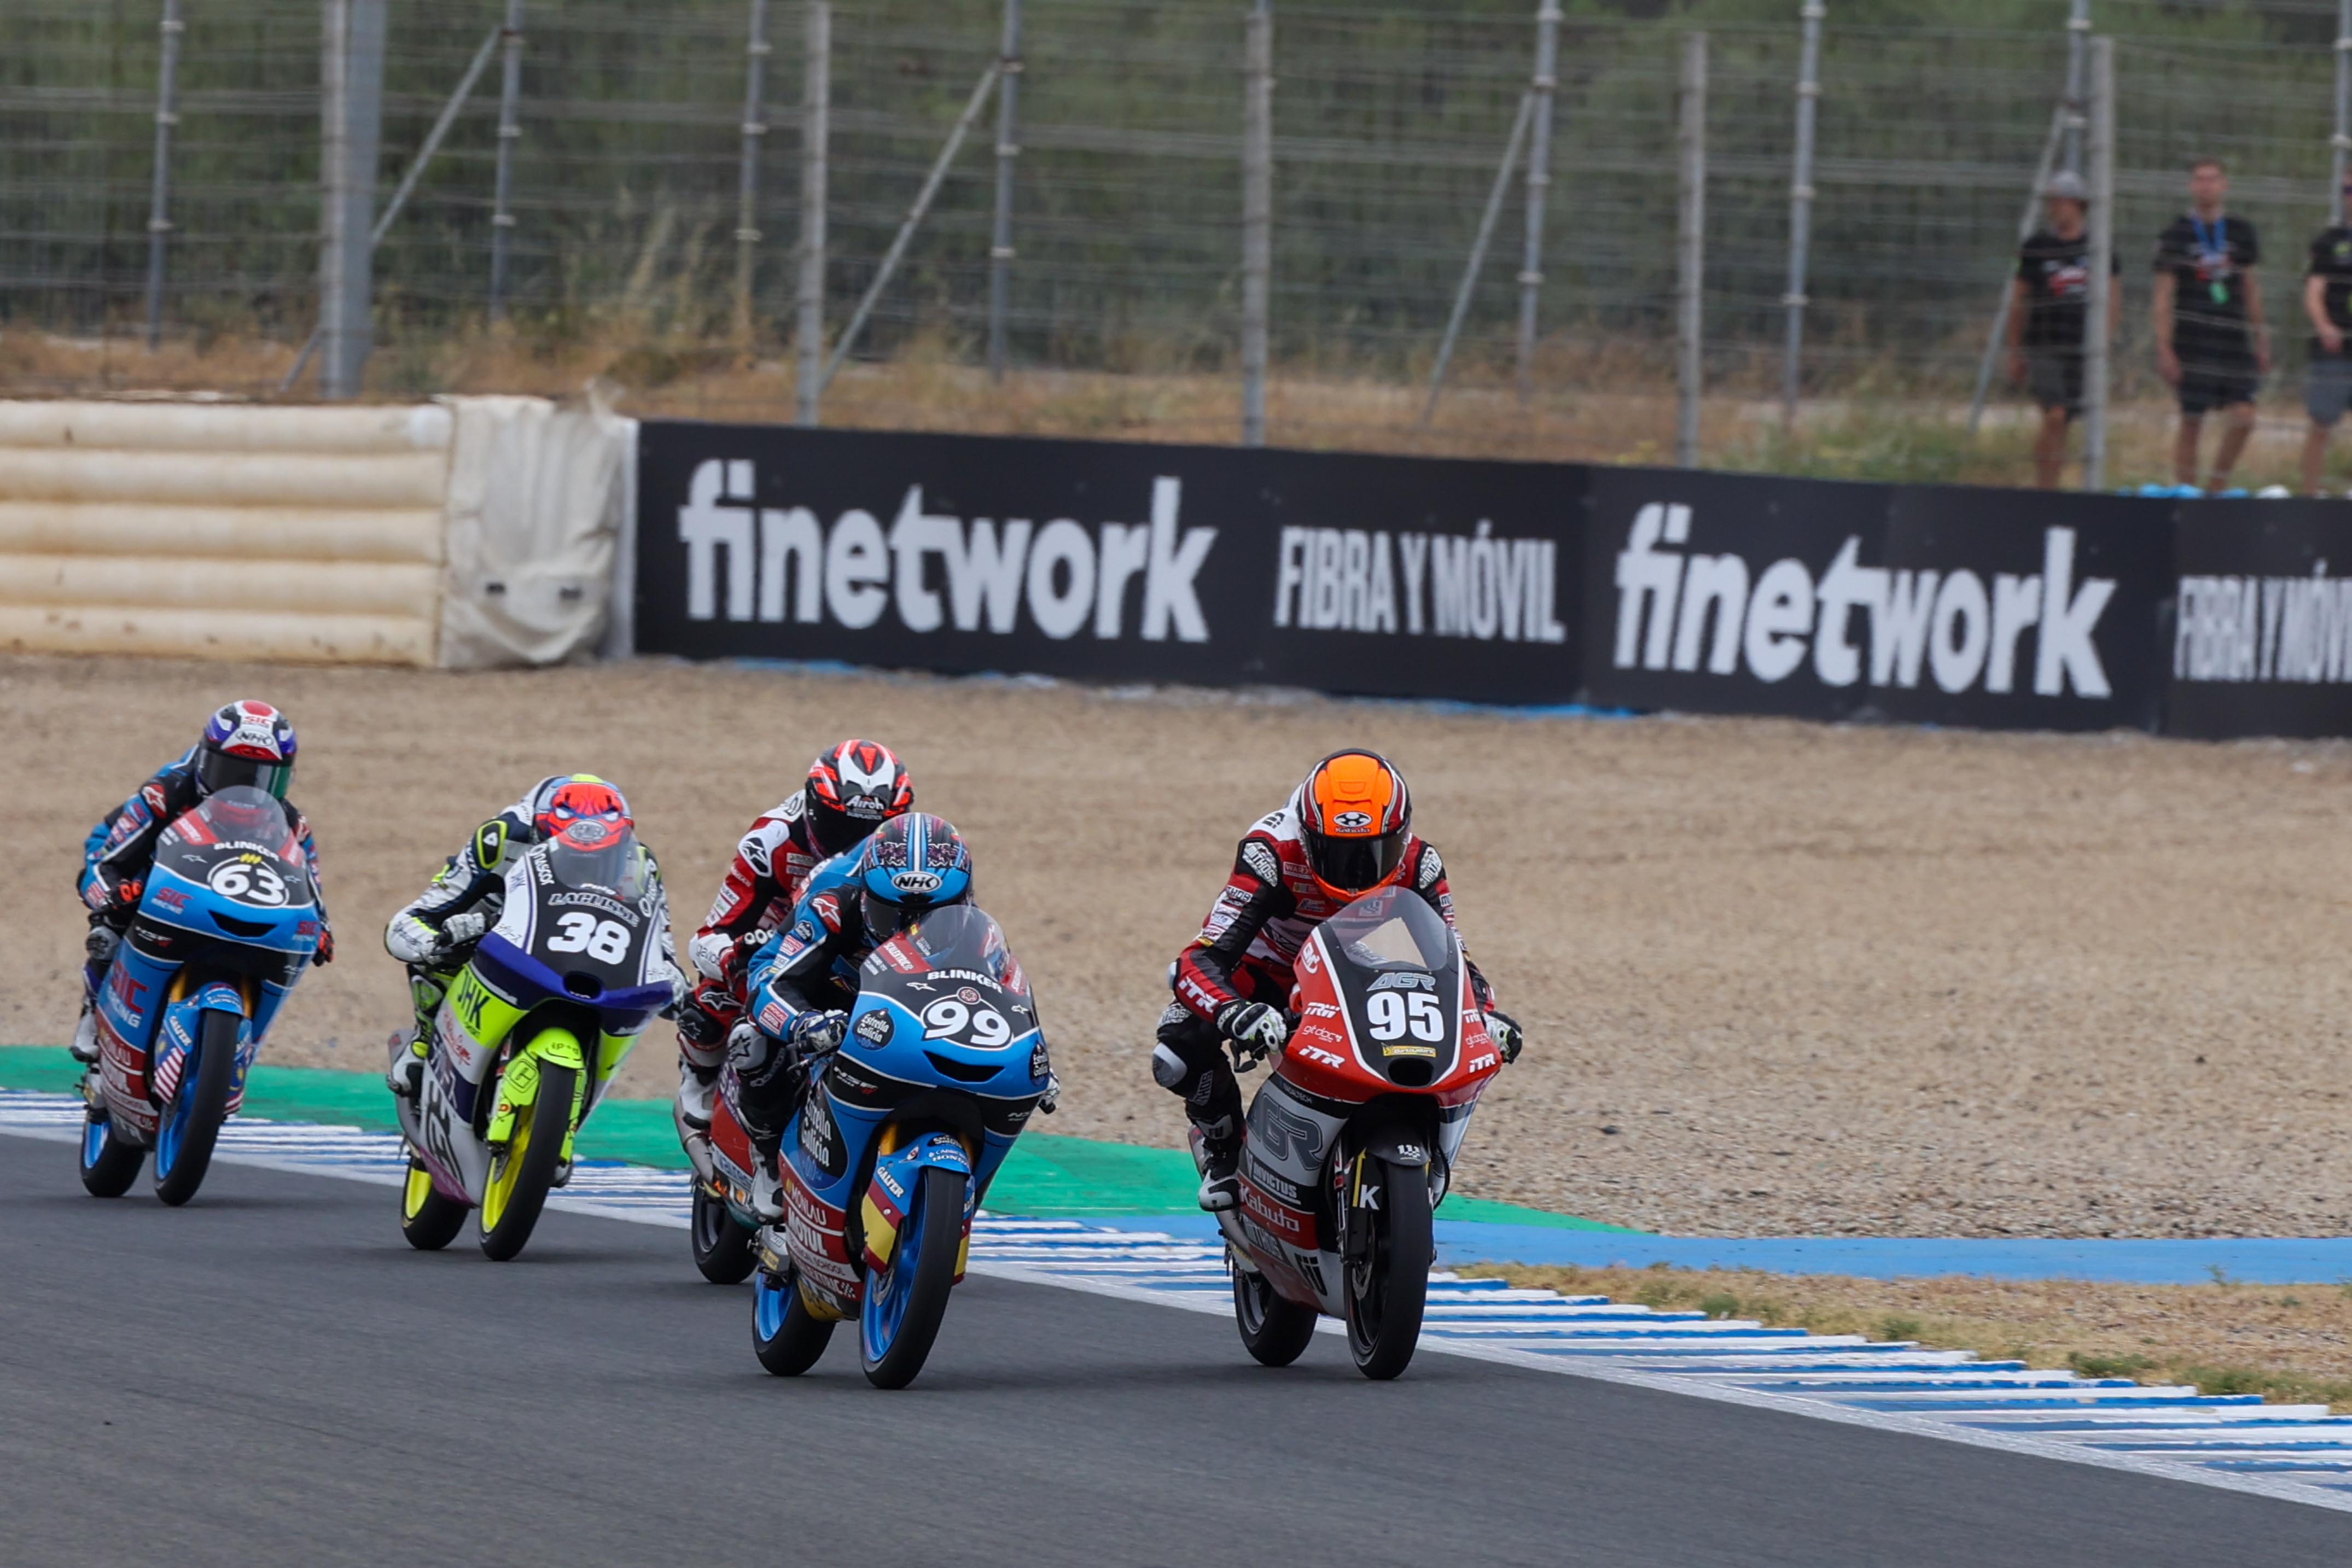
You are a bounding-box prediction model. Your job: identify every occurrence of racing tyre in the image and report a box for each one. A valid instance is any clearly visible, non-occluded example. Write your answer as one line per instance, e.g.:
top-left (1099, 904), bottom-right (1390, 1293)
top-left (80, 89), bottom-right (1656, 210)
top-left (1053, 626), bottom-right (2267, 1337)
top-left (859, 1164), bottom-right (964, 1390)
top-left (154, 1009), bottom-right (240, 1207)
top-left (753, 1269), bottom-right (837, 1375)
top-left (1344, 1158), bottom-right (1433, 1380)
top-left (400, 1156), bottom-right (468, 1251)
top-left (478, 1058), bottom-right (576, 1262)
top-left (1232, 1254), bottom-right (1319, 1368)
top-left (692, 1180), bottom-right (758, 1284)
top-left (78, 1105), bottom-right (145, 1198)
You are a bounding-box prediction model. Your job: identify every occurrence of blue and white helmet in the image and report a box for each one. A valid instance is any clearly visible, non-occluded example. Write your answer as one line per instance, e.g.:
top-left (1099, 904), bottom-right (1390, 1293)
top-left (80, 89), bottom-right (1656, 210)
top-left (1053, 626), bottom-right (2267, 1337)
top-left (196, 700), bottom-right (298, 799)
top-left (854, 813), bottom-right (973, 939)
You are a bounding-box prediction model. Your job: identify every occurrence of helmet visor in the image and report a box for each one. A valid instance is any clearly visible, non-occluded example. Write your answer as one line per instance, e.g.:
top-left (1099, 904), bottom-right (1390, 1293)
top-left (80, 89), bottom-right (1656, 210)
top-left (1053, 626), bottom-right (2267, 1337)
top-left (807, 795), bottom-right (871, 858)
top-left (197, 748), bottom-right (292, 800)
top-left (1302, 823), bottom-right (1407, 894)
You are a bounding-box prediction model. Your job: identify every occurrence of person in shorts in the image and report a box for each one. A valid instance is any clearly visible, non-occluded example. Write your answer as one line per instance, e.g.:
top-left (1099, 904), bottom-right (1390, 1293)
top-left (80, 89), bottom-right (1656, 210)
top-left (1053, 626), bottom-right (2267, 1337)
top-left (2007, 171), bottom-right (2119, 488)
top-left (2301, 182), bottom-right (2352, 494)
top-left (2152, 157), bottom-right (2268, 492)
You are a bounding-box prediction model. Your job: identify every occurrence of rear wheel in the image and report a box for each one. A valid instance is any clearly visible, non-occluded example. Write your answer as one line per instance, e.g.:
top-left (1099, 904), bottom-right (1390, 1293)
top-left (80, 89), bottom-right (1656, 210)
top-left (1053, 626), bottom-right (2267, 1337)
top-left (400, 1156), bottom-right (468, 1250)
top-left (1232, 1254), bottom-right (1319, 1367)
top-left (153, 1010), bottom-right (240, 1207)
top-left (1343, 1158), bottom-right (1434, 1380)
top-left (859, 1164), bottom-right (965, 1390)
top-left (692, 1180), bottom-right (758, 1284)
top-left (478, 1059), bottom-right (577, 1262)
top-left (78, 1104), bottom-right (145, 1198)
top-left (753, 1268), bottom-right (837, 1375)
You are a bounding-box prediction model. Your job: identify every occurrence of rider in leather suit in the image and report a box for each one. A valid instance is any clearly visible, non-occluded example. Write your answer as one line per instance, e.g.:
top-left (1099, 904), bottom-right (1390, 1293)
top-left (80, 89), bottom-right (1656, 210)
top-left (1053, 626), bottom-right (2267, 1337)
top-left (1156, 750), bottom-right (1522, 1211)
top-left (73, 701), bottom-right (334, 1067)
top-left (673, 741), bottom-right (913, 1172)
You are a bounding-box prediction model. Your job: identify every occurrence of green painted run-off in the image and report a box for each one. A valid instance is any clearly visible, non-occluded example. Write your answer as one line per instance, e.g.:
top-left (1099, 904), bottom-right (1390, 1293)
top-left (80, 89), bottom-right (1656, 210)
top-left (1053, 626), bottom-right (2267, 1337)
top-left (0, 1046), bottom-right (1633, 1229)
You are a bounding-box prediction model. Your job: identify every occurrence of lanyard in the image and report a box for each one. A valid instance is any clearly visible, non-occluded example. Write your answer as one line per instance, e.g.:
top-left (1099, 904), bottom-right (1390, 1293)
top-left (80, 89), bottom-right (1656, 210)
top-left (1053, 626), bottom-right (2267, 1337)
top-left (2190, 214), bottom-right (2231, 304)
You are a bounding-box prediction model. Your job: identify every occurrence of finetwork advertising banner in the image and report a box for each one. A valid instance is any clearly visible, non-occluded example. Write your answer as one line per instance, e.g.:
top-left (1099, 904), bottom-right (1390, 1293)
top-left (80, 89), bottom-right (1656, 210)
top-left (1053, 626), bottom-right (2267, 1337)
top-left (2168, 499), bottom-right (2352, 739)
top-left (635, 423), bottom-right (1587, 705)
top-left (1581, 469), bottom-right (2171, 733)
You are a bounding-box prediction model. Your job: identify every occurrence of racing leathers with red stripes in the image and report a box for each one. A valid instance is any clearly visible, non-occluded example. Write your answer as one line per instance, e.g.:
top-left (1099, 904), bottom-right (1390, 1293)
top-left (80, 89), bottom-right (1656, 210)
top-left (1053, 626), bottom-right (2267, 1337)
top-left (1155, 792), bottom-right (1494, 1156)
top-left (676, 792), bottom-right (839, 1076)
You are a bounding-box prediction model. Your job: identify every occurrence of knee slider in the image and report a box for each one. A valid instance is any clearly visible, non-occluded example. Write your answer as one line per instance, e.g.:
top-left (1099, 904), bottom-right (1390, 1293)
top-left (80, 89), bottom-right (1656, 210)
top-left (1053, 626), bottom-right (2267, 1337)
top-left (1151, 1042), bottom-right (1191, 1091)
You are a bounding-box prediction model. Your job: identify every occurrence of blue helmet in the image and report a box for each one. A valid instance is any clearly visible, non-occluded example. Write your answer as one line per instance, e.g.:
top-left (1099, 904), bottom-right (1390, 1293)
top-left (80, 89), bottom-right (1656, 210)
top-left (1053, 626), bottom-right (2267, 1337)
top-left (854, 812), bottom-right (973, 939)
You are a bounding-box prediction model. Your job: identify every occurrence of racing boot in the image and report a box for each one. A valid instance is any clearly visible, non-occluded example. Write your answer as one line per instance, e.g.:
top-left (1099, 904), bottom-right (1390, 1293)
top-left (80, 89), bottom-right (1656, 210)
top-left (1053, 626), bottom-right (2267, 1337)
top-left (674, 1058), bottom-right (719, 1182)
top-left (1190, 1123), bottom-right (1242, 1213)
top-left (386, 1028), bottom-right (427, 1101)
top-left (71, 932), bottom-right (117, 1066)
top-left (748, 1146), bottom-right (785, 1224)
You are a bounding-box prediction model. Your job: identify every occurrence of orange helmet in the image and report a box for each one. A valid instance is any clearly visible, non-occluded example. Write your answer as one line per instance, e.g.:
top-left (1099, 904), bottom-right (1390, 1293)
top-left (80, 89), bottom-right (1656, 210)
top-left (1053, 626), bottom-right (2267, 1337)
top-left (1297, 750), bottom-right (1412, 900)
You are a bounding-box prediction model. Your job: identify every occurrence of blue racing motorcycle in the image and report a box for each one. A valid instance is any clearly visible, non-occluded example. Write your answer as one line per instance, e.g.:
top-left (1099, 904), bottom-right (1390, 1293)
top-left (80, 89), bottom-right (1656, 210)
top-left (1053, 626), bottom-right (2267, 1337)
top-left (78, 785), bottom-right (322, 1204)
top-left (748, 904), bottom-right (1052, 1389)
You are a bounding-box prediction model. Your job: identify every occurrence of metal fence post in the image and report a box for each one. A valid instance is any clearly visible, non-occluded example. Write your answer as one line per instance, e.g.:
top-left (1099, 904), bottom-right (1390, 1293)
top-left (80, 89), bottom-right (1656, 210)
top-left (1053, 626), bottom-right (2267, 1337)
top-left (1515, 1), bottom-right (1560, 403)
top-left (1241, 1), bottom-right (1273, 448)
top-left (733, 0), bottom-right (772, 343)
top-left (488, 0), bottom-right (525, 319)
top-left (2334, 0), bottom-right (2351, 213)
top-left (1966, 101), bottom-right (2066, 434)
top-left (143, 0), bottom-right (186, 351)
top-left (1676, 31), bottom-right (1706, 469)
top-left (2081, 36), bottom-right (2115, 493)
top-left (796, 0), bottom-right (831, 427)
top-left (319, 0), bottom-right (385, 399)
top-left (987, 0), bottom-right (1023, 382)
top-left (2062, 0), bottom-right (2091, 174)
top-left (1779, 1), bottom-right (1822, 430)
top-left (1422, 91), bottom-right (1535, 426)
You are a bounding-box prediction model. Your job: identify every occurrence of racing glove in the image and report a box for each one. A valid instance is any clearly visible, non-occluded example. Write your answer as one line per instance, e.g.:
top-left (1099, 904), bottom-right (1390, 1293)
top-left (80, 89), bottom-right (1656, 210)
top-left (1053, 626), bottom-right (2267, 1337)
top-left (433, 910), bottom-right (489, 962)
top-left (1486, 1010), bottom-right (1524, 1065)
top-left (1037, 1071), bottom-right (1062, 1116)
top-left (788, 1009), bottom-right (851, 1057)
top-left (104, 877), bottom-right (144, 920)
top-left (1216, 1000), bottom-right (1289, 1063)
top-left (85, 923), bottom-right (121, 966)
top-left (312, 925), bottom-right (336, 967)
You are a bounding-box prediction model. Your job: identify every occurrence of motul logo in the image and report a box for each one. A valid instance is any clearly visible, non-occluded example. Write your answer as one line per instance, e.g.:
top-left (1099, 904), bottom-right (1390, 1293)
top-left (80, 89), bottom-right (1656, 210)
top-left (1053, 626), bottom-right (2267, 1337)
top-left (1612, 504), bottom-right (2115, 698)
top-left (678, 462), bottom-right (1214, 643)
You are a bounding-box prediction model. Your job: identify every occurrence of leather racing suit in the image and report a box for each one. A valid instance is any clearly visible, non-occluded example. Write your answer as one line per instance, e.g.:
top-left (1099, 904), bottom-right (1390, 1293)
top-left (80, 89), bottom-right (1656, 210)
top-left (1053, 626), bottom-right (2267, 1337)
top-left (1156, 788), bottom-right (1496, 1162)
top-left (726, 853), bottom-right (874, 1146)
top-left (676, 792), bottom-right (847, 1086)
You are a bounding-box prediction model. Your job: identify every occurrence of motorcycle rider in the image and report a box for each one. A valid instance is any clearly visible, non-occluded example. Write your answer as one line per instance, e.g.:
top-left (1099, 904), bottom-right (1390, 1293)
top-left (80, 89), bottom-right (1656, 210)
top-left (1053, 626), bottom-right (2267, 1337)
top-left (673, 740), bottom-right (913, 1172)
top-left (72, 701), bottom-right (334, 1068)
top-left (1156, 749), bottom-right (1522, 1211)
top-left (727, 811), bottom-right (1044, 1220)
top-left (382, 774), bottom-right (663, 1100)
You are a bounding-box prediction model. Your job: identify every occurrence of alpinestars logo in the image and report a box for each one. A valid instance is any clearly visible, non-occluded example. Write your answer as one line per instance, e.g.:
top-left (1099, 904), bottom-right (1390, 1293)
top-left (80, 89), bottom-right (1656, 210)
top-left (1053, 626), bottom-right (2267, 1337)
top-left (679, 462), bottom-right (1214, 643)
top-left (1612, 503), bottom-right (2115, 698)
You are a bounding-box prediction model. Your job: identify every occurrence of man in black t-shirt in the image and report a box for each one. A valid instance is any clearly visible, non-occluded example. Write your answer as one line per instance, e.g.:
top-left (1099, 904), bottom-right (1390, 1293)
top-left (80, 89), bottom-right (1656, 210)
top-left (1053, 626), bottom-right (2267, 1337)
top-left (2301, 183), bottom-right (2352, 494)
top-left (2007, 171), bottom-right (2120, 489)
top-left (2152, 157), bottom-right (2269, 492)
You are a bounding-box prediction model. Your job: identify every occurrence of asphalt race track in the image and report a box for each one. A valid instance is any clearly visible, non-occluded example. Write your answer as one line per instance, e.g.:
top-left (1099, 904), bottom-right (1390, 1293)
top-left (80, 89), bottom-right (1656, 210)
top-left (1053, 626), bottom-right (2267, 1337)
top-left (3, 1138), bottom-right (2346, 1567)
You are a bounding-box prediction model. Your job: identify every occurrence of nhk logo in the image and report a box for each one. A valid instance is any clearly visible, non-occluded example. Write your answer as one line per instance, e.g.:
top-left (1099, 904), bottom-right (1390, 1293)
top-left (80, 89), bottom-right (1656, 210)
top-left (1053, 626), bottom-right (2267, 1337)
top-left (677, 462), bottom-right (1214, 644)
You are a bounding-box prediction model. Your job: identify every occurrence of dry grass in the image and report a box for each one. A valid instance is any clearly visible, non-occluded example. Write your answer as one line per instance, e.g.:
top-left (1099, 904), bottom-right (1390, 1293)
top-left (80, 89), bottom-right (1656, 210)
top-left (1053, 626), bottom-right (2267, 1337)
top-left (7, 322), bottom-right (2341, 489)
top-left (1468, 1262), bottom-right (2352, 1413)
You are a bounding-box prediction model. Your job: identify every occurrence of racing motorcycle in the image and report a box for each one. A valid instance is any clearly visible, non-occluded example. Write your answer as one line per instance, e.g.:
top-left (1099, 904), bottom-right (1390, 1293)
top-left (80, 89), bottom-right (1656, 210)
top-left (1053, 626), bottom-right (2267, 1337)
top-left (78, 785), bottom-right (322, 1205)
top-left (1202, 888), bottom-right (1504, 1380)
top-left (744, 904), bottom-right (1052, 1389)
top-left (391, 823), bottom-right (672, 1261)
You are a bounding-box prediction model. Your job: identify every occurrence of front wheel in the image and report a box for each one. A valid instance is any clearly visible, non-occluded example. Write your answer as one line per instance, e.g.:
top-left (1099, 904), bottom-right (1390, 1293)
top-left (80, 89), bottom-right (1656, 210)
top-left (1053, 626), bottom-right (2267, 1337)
top-left (692, 1181), bottom-right (758, 1284)
top-left (154, 1009), bottom-right (240, 1206)
top-left (1232, 1254), bottom-right (1319, 1367)
top-left (859, 1164), bottom-right (965, 1390)
top-left (753, 1269), bottom-right (837, 1375)
top-left (78, 1105), bottom-right (145, 1198)
top-left (478, 1059), bottom-right (577, 1262)
top-left (400, 1157), bottom-right (468, 1251)
top-left (1344, 1158), bottom-right (1434, 1380)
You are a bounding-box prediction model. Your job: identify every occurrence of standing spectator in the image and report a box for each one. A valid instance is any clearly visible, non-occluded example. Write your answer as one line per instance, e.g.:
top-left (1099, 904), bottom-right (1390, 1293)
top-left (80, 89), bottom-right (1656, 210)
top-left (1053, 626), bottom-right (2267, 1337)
top-left (2007, 171), bottom-right (2120, 489)
top-left (2152, 157), bottom-right (2268, 493)
top-left (2301, 180), bottom-right (2352, 496)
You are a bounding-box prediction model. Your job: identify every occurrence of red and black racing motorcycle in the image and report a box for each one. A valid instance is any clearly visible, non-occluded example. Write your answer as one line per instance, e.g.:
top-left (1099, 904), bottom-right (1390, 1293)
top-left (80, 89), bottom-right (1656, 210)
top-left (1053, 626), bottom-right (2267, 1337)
top-left (1198, 887), bottom-right (1504, 1379)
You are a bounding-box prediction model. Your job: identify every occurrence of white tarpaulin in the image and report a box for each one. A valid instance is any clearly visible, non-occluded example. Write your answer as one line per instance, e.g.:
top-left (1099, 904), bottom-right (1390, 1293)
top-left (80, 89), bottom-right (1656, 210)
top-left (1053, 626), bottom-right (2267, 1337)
top-left (437, 393), bottom-right (636, 669)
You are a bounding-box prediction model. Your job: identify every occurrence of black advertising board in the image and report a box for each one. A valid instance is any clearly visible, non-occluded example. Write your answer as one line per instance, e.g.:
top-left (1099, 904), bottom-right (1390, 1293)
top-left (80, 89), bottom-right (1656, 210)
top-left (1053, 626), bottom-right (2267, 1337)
top-left (1580, 467), bottom-right (2171, 732)
top-left (2168, 499), bottom-right (2352, 739)
top-left (634, 422), bottom-right (1587, 705)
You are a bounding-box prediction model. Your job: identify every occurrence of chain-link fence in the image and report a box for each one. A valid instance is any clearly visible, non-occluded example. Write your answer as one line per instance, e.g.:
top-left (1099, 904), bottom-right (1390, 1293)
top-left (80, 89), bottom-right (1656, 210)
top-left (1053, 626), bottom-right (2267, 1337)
top-left (4, 2), bottom-right (2350, 467)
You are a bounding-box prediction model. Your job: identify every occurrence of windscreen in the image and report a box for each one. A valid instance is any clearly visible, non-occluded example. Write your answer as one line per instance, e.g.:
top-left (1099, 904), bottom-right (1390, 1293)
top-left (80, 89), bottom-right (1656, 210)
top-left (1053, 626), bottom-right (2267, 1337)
top-left (546, 824), bottom-right (643, 899)
top-left (155, 785), bottom-right (313, 910)
top-left (1320, 889), bottom-right (1454, 977)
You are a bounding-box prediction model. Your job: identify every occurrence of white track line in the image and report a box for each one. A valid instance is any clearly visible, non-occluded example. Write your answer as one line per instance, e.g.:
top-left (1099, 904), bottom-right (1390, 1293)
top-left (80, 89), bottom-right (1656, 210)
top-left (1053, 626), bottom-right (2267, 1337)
top-left (4, 1090), bottom-right (2345, 1517)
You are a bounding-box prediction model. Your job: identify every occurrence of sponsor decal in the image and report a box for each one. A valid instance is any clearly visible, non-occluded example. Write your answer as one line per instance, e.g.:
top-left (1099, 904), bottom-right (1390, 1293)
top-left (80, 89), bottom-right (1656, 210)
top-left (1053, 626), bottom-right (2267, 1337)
top-left (1292, 1040), bottom-right (1347, 1069)
top-left (1303, 1001), bottom-right (1342, 1019)
top-left (152, 887), bottom-right (188, 913)
top-left (1241, 840), bottom-right (1282, 885)
top-left (1295, 1022), bottom-right (1346, 1046)
top-left (1464, 1051), bottom-right (1499, 1073)
top-left (2175, 564), bottom-right (2352, 686)
top-left (1367, 970), bottom-right (1435, 991)
top-left (891, 870), bottom-right (944, 896)
top-left (1380, 1042), bottom-right (1439, 1058)
top-left (853, 1009), bottom-right (893, 1047)
top-left (550, 889), bottom-right (642, 925)
top-left (1029, 1038), bottom-right (1051, 1082)
top-left (1273, 522), bottom-right (1570, 643)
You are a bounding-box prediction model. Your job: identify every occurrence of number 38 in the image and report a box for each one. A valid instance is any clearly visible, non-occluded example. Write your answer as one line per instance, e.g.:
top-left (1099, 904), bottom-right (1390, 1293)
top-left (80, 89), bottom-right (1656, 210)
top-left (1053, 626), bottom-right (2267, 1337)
top-left (1365, 990), bottom-right (1446, 1043)
top-left (547, 912), bottom-right (631, 964)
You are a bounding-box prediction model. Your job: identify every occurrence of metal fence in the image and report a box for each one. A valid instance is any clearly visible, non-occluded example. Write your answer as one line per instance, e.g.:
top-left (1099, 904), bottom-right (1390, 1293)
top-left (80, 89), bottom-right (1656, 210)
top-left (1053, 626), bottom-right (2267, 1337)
top-left (5, 1), bottom-right (2351, 456)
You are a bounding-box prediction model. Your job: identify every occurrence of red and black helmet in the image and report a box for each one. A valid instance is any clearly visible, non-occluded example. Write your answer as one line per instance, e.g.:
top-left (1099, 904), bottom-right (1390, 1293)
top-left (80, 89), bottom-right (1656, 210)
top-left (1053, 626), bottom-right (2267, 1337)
top-left (196, 700), bottom-right (299, 800)
top-left (805, 739), bottom-right (913, 858)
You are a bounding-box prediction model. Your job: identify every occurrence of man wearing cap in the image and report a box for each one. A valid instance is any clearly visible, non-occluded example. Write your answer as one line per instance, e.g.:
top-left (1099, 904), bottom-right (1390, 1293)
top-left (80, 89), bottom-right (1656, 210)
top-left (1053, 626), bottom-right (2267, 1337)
top-left (2153, 156), bottom-right (2268, 492)
top-left (2300, 180), bottom-right (2352, 495)
top-left (2008, 170), bottom-right (2120, 489)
